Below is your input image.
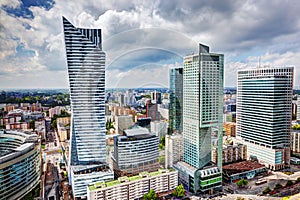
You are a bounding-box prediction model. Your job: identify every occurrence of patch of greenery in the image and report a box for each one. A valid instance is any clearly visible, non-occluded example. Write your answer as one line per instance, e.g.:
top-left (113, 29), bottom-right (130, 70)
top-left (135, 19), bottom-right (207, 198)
top-left (172, 184), bottom-right (185, 197)
top-left (274, 183), bottom-right (283, 190)
top-left (143, 189), bottom-right (158, 200)
top-left (286, 180), bottom-right (293, 187)
top-left (292, 124), bottom-right (300, 130)
top-left (158, 155), bottom-right (165, 164)
top-left (159, 135), bottom-right (166, 150)
top-left (21, 184), bottom-right (40, 200)
top-left (236, 179), bottom-right (249, 188)
top-left (106, 119), bottom-right (114, 133)
top-left (262, 187), bottom-right (271, 194)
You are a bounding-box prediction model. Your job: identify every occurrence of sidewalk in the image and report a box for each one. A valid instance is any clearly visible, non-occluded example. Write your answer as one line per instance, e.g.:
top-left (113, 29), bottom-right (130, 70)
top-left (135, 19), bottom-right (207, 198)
top-left (289, 193), bottom-right (300, 200)
top-left (220, 194), bottom-right (282, 200)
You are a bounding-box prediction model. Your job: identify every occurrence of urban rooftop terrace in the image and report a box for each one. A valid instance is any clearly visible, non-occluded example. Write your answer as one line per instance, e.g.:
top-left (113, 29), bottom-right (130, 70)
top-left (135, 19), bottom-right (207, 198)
top-left (88, 168), bottom-right (175, 191)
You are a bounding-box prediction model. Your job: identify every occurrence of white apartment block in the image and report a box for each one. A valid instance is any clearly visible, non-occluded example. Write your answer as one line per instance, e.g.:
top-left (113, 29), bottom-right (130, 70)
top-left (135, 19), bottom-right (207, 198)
top-left (87, 169), bottom-right (178, 200)
top-left (291, 131), bottom-right (300, 153)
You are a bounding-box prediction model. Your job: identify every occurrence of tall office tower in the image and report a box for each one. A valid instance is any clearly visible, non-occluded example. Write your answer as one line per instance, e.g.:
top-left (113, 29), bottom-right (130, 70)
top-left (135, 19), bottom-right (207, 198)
top-left (237, 67), bottom-right (294, 170)
top-left (62, 17), bottom-right (113, 198)
top-left (175, 44), bottom-right (224, 194)
top-left (169, 66), bottom-right (183, 133)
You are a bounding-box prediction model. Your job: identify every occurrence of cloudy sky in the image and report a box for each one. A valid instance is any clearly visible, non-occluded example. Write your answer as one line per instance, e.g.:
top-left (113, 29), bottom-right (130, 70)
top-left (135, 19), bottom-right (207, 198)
top-left (1, 0), bottom-right (300, 89)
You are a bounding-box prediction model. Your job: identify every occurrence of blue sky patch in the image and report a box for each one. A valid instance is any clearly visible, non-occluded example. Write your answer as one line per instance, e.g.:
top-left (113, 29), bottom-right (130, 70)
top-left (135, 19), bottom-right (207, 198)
top-left (16, 43), bottom-right (36, 57)
top-left (2, 0), bottom-right (55, 19)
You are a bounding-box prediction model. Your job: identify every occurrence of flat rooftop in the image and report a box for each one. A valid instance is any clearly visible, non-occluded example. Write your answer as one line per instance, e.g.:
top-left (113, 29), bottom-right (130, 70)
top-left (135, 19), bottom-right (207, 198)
top-left (88, 168), bottom-right (175, 191)
top-left (124, 127), bottom-right (149, 136)
top-left (223, 160), bottom-right (266, 176)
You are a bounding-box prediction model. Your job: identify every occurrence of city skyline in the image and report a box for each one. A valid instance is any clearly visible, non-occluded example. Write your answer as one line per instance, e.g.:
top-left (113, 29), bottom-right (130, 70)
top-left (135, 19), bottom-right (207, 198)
top-left (1, 0), bottom-right (300, 89)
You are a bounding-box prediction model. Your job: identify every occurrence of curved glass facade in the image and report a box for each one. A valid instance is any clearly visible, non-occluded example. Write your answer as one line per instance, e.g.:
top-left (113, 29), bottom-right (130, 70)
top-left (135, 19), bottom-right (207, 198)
top-left (113, 132), bottom-right (159, 177)
top-left (0, 130), bottom-right (41, 200)
top-left (63, 17), bottom-right (113, 198)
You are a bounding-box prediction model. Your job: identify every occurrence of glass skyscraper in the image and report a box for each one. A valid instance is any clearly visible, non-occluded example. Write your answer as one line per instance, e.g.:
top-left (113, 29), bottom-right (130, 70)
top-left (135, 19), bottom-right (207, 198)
top-left (169, 66), bottom-right (183, 133)
top-left (175, 44), bottom-right (224, 194)
top-left (62, 17), bottom-right (113, 198)
top-left (237, 67), bottom-right (293, 170)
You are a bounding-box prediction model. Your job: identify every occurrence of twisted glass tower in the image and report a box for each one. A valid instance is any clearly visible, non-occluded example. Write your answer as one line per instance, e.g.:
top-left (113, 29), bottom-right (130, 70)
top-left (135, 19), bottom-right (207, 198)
top-left (63, 17), bottom-right (113, 198)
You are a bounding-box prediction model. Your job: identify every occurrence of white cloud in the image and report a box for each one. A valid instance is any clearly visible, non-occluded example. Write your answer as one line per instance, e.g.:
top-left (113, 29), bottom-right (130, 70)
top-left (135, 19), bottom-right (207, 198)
top-left (0, 0), bottom-right (300, 88)
top-left (106, 63), bottom-right (171, 88)
top-left (225, 51), bottom-right (300, 86)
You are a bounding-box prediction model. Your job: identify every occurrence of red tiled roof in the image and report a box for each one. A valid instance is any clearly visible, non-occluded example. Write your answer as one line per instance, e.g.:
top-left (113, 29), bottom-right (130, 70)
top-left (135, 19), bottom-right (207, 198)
top-left (223, 160), bottom-right (265, 175)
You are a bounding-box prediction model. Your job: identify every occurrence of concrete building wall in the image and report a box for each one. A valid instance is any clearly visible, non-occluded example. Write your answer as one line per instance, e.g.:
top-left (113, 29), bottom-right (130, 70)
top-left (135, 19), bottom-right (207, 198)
top-left (165, 133), bottom-right (183, 168)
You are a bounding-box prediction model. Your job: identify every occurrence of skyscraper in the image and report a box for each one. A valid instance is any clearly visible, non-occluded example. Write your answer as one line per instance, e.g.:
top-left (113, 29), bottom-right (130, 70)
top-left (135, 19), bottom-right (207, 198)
top-left (62, 17), bottom-right (113, 198)
top-left (175, 44), bottom-right (224, 194)
top-left (169, 66), bottom-right (183, 133)
top-left (237, 67), bottom-right (293, 170)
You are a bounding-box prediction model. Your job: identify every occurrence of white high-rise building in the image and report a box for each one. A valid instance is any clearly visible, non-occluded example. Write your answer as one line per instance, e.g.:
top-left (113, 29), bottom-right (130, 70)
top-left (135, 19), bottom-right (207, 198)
top-left (63, 17), bottom-right (113, 198)
top-left (291, 130), bottom-right (300, 153)
top-left (165, 133), bottom-right (183, 168)
top-left (175, 44), bottom-right (224, 194)
top-left (150, 120), bottom-right (167, 139)
top-left (237, 67), bottom-right (294, 170)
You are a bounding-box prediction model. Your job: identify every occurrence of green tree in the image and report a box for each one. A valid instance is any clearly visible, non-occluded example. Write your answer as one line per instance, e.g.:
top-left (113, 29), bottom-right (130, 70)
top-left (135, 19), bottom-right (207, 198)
top-left (158, 135), bottom-right (166, 150)
top-left (143, 189), bottom-right (158, 200)
top-left (236, 179), bottom-right (249, 188)
top-left (172, 184), bottom-right (185, 197)
top-left (286, 180), bottom-right (293, 187)
top-left (106, 119), bottom-right (115, 132)
top-left (296, 177), bottom-right (300, 183)
top-left (262, 187), bottom-right (271, 194)
top-left (160, 135), bottom-right (166, 146)
top-left (274, 183), bottom-right (283, 190)
top-left (292, 125), bottom-right (300, 130)
top-left (51, 119), bottom-right (57, 129)
top-left (29, 120), bottom-right (35, 130)
top-left (158, 155), bottom-right (165, 164)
